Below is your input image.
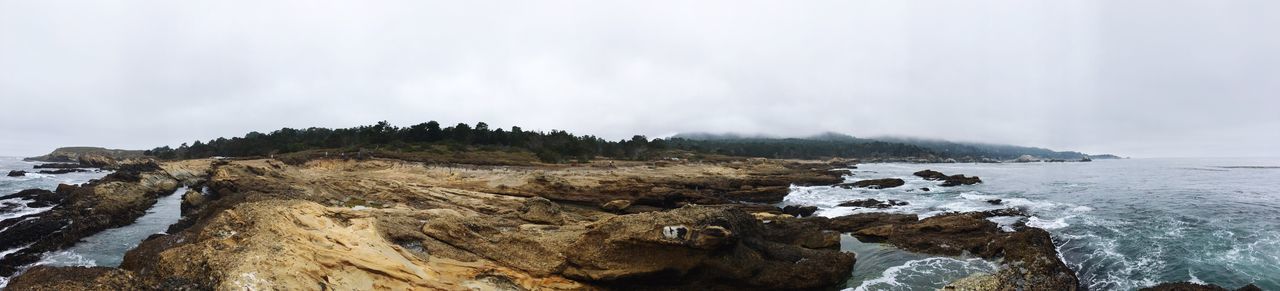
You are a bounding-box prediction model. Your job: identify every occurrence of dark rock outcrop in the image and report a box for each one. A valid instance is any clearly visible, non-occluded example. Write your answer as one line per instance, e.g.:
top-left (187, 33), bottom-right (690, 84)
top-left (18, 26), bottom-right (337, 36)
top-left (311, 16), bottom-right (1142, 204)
top-left (781, 205), bottom-right (819, 217)
top-left (826, 213), bottom-right (919, 233)
top-left (0, 188), bottom-right (68, 208)
top-left (941, 174), bottom-right (982, 187)
top-left (914, 169), bottom-right (983, 187)
top-left (0, 166), bottom-right (179, 277)
top-left (33, 163), bottom-right (84, 169)
top-left (841, 178), bottom-right (906, 189)
top-left (913, 169), bottom-right (948, 180)
top-left (855, 211), bottom-right (1078, 290)
top-left (4, 266), bottom-right (138, 290)
top-left (37, 168), bottom-right (90, 174)
top-left (762, 213), bottom-right (920, 235)
top-left (555, 206), bottom-right (856, 289)
top-left (837, 198), bottom-right (908, 208)
top-left (6, 170), bottom-right (25, 177)
top-left (759, 218), bottom-right (842, 249)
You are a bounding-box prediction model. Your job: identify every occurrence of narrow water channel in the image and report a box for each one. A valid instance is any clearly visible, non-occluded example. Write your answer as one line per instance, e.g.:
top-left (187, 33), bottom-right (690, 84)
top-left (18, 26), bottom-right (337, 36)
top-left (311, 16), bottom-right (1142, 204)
top-left (39, 186), bottom-right (189, 267)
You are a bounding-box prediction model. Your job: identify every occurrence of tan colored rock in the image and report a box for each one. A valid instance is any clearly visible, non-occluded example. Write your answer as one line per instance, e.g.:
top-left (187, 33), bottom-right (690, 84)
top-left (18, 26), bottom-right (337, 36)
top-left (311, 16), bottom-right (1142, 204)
top-left (13, 158), bottom-right (857, 290)
top-left (517, 197), bottom-right (564, 225)
top-left (600, 199), bottom-right (632, 212)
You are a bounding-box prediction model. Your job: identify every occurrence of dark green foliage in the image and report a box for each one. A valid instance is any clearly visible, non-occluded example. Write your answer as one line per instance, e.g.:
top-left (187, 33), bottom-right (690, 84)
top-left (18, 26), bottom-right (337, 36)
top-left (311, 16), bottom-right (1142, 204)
top-left (144, 121), bottom-right (669, 163)
top-left (148, 122), bottom-right (1085, 163)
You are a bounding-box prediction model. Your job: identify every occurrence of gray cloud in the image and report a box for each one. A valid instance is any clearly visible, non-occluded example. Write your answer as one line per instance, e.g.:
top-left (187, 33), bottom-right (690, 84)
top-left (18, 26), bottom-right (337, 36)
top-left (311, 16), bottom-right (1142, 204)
top-left (2, 0), bottom-right (1277, 157)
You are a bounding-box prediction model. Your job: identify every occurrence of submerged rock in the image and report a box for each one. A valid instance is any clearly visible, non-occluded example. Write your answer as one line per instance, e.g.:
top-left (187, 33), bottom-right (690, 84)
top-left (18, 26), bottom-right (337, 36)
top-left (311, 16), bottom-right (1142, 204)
top-left (841, 178), bottom-right (906, 189)
top-left (837, 198), bottom-right (908, 208)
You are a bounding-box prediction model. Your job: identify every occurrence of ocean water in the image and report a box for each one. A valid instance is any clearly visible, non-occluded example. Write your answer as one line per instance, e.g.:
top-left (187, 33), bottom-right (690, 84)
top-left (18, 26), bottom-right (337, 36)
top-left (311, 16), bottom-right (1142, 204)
top-left (38, 186), bottom-right (187, 268)
top-left (784, 158), bottom-right (1280, 290)
top-left (0, 156), bottom-right (115, 288)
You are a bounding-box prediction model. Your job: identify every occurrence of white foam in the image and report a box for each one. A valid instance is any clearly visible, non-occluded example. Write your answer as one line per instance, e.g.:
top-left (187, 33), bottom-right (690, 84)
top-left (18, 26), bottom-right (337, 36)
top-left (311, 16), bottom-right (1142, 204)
top-left (0, 244), bottom-right (32, 258)
top-left (0, 201), bottom-right (54, 221)
top-left (851, 257), bottom-right (998, 291)
top-left (38, 250), bottom-right (97, 267)
top-left (1001, 198), bottom-right (1056, 210)
top-left (936, 201), bottom-right (991, 214)
top-left (1187, 270), bottom-right (1205, 285)
top-left (959, 192), bottom-right (999, 201)
top-left (987, 216), bottom-right (1023, 232)
top-left (1027, 216), bottom-right (1069, 229)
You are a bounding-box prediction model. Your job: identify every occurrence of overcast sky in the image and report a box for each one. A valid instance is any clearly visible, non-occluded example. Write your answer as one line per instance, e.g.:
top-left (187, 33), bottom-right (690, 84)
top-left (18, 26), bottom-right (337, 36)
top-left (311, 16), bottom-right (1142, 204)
top-left (2, 1), bottom-right (1277, 158)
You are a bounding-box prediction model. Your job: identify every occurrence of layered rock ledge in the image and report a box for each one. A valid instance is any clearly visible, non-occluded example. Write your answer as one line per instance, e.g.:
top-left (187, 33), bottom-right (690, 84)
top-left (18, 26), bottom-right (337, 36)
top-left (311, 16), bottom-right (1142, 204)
top-left (6, 158), bottom-right (855, 290)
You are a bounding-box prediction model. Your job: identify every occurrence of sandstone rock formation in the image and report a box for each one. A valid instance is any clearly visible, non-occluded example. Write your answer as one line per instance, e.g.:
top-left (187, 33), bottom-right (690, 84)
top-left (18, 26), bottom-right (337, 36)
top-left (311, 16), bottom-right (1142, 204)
top-left (8, 158), bottom-right (857, 290)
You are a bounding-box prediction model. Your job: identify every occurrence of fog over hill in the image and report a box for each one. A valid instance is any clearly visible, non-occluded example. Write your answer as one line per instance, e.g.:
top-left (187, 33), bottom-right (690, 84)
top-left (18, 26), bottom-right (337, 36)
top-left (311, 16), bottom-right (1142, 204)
top-left (671, 132), bottom-right (1119, 160)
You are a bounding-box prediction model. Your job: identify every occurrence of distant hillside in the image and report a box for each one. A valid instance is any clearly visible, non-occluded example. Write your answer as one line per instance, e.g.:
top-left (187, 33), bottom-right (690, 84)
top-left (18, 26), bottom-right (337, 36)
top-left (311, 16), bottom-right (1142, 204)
top-left (666, 133), bottom-right (933, 160)
top-left (871, 136), bottom-right (1089, 160)
top-left (24, 147), bottom-right (146, 162)
top-left (672, 132), bottom-right (1114, 161)
top-left (139, 123), bottom-right (1115, 164)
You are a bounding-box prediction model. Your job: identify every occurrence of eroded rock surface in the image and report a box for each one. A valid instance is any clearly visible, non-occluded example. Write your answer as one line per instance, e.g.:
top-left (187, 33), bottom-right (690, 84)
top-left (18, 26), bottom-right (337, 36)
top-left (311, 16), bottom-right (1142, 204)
top-left (9, 158), bottom-right (856, 290)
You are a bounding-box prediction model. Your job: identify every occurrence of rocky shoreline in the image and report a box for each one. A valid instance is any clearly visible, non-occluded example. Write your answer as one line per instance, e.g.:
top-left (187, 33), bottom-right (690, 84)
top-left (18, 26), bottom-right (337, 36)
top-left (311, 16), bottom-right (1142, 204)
top-left (0, 155), bottom-right (1250, 290)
